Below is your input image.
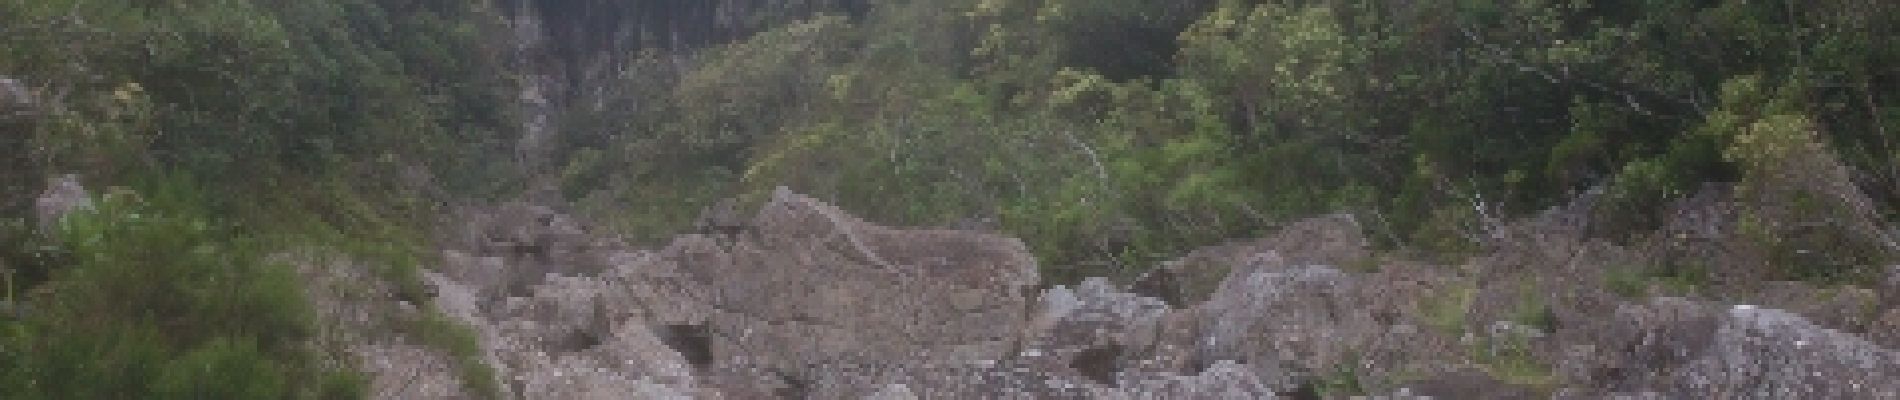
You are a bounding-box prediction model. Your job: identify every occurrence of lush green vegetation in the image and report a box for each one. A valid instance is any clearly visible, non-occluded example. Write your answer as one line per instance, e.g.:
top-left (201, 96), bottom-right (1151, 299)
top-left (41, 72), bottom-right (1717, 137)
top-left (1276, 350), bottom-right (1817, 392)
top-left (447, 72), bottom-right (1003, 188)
top-left (0, 0), bottom-right (517, 396)
top-left (554, 0), bottom-right (1898, 281)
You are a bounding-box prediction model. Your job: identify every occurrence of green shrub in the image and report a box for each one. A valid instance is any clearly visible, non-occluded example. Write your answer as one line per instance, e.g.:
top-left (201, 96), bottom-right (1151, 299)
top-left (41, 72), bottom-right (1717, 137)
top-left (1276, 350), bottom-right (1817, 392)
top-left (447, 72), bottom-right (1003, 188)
top-left (1705, 77), bottom-right (1896, 283)
top-left (0, 189), bottom-right (351, 399)
top-left (155, 338), bottom-right (290, 400)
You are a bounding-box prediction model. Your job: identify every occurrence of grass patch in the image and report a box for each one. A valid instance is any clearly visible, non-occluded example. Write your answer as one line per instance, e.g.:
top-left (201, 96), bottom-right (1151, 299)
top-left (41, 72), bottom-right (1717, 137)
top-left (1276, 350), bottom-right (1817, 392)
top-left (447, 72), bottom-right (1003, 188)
top-left (1345, 254), bottom-right (1383, 273)
top-left (1470, 331), bottom-right (1558, 389)
top-left (1419, 282), bottom-right (1475, 336)
top-left (1510, 285), bottom-right (1556, 332)
top-left (1604, 261), bottom-right (1709, 298)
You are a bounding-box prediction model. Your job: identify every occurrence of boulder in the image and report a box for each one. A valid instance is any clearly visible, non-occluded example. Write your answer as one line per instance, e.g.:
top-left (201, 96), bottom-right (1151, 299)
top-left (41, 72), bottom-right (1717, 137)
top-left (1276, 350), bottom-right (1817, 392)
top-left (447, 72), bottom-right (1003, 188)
top-left (445, 202), bottom-right (610, 300)
top-left (1025, 278), bottom-right (1183, 385)
top-left (1133, 214), bottom-right (1368, 307)
top-left (695, 188), bottom-right (1040, 382)
top-left (1100, 360), bottom-right (1279, 399)
top-left (862, 383), bottom-right (919, 400)
top-left (692, 196), bottom-right (749, 236)
top-left (34, 174), bottom-right (90, 233)
top-left (1663, 307), bottom-right (1900, 398)
top-left (0, 77), bottom-right (32, 116)
top-left (1193, 265), bottom-right (1376, 390)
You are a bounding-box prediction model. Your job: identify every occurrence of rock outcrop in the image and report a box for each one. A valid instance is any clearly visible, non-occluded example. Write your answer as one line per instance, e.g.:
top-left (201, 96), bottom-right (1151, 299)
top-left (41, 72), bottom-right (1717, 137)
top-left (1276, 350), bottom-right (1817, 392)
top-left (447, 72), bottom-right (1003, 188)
top-left (1132, 214), bottom-right (1369, 307)
top-left (364, 188), bottom-right (1900, 399)
top-left (421, 189), bottom-right (1050, 398)
top-left (1667, 307), bottom-right (1900, 398)
top-left (688, 188), bottom-right (1042, 397)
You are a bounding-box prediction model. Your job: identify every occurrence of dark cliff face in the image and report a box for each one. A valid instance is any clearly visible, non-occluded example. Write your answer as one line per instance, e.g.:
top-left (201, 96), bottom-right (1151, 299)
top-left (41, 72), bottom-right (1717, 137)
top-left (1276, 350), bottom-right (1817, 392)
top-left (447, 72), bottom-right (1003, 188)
top-left (503, 0), bottom-right (869, 52)
top-left (500, 0), bottom-right (869, 95)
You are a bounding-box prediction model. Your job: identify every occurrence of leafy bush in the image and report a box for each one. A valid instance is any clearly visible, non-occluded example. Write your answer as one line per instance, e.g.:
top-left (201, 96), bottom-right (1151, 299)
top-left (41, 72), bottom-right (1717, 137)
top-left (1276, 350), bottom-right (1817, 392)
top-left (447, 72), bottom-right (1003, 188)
top-left (1704, 77), bottom-right (1896, 282)
top-left (0, 189), bottom-right (352, 399)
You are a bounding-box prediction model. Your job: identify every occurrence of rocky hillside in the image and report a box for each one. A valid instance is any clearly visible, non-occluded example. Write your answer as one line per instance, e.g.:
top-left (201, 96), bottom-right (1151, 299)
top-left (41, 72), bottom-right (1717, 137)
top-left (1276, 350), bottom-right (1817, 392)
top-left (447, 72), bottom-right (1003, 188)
top-left (7, 1), bottom-right (1900, 398)
top-left (320, 188), bottom-right (1900, 399)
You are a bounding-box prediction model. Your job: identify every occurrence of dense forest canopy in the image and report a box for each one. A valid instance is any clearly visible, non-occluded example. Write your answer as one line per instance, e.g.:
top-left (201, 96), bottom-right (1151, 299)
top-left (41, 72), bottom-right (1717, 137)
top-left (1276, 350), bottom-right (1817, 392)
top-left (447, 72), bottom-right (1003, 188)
top-left (1, 0), bottom-right (1897, 397)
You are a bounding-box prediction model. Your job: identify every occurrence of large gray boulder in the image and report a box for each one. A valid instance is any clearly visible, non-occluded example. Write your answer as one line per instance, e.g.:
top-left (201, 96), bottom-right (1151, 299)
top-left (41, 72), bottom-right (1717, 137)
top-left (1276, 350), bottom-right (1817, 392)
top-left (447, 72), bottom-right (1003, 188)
top-left (1132, 214), bottom-right (1369, 307)
top-left (1663, 307), bottom-right (1900, 398)
top-left (694, 188), bottom-right (1041, 384)
top-left (1195, 265), bottom-right (1377, 391)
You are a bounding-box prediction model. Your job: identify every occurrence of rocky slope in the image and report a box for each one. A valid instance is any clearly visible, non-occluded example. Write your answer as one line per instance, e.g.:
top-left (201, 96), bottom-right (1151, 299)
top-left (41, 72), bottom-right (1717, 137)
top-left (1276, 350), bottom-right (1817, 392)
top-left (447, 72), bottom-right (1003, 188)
top-left (326, 187), bottom-right (1900, 399)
